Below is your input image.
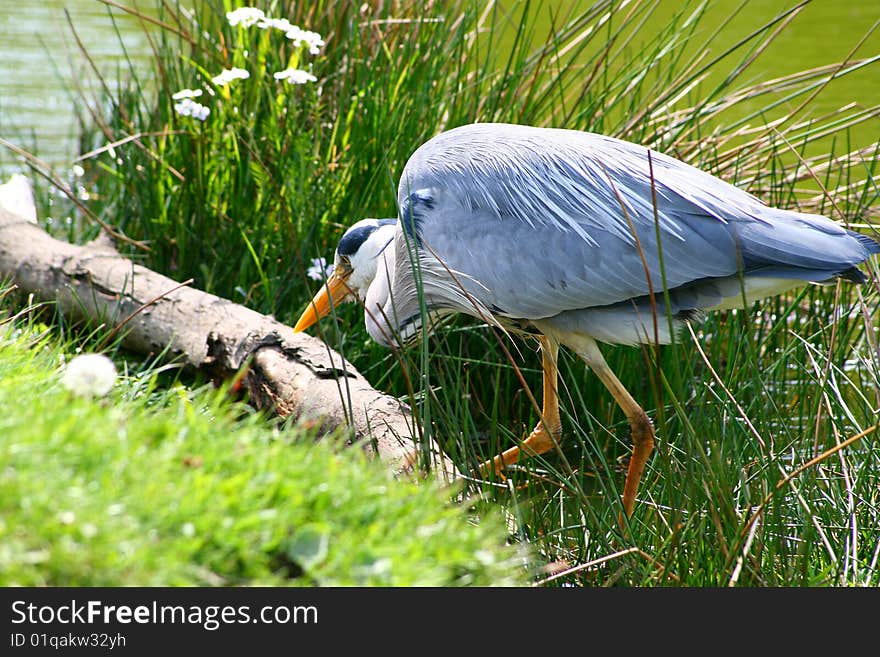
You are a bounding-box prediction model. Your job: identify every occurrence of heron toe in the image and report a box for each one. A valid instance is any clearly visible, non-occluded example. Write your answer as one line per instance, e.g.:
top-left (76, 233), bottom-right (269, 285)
top-left (481, 421), bottom-right (563, 477)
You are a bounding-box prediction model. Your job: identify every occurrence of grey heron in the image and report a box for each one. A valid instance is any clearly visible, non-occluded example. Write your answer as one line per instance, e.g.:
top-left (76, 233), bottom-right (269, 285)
top-left (294, 122), bottom-right (879, 519)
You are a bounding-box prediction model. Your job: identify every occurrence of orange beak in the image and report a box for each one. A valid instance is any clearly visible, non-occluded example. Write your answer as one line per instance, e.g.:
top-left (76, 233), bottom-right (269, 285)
top-left (293, 270), bottom-right (352, 333)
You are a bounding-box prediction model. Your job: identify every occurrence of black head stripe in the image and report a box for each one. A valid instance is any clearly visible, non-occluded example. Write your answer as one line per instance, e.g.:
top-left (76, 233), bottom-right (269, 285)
top-left (337, 224), bottom-right (378, 257)
top-left (336, 219), bottom-right (397, 258)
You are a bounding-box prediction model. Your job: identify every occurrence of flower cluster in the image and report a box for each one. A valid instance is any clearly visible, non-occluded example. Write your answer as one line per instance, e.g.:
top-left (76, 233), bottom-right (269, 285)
top-left (307, 257), bottom-right (334, 281)
top-left (173, 98), bottom-right (210, 121)
top-left (172, 88), bottom-right (203, 100)
top-left (212, 67), bottom-right (250, 86)
top-left (286, 27), bottom-right (325, 56)
top-left (273, 69), bottom-right (317, 85)
top-left (173, 7), bottom-right (323, 122)
top-left (242, 14), bottom-right (326, 54)
top-left (226, 7), bottom-right (265, 28)
top-left (257, 16), bottom-right (293, 31)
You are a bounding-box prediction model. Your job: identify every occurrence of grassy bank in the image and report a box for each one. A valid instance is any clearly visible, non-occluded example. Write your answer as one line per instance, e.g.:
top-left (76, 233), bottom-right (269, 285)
top-left (0, 307), bottom-right (521, 586)
top-left (7, 0), bottom-right (880, 585)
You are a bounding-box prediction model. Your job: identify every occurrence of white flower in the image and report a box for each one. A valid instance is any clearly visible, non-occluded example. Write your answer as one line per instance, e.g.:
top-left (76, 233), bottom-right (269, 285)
top-left (174, 98), bottom-right (210, 121)
top-left (257, 17), bottom-right (296, 32)
top-left (226, 7), bottom-right (265, 28)
top-left (61, 354), bottom-right (117, 398)
top-left (307, 257), bottom-right (334, 281)
top-left (172, 88), bottom-right (203, 100)
top-left (212, 67), bottom-right (250, 86)
top-left (273, 68), bottom-right (317, 85)
top-left (286, 27), bottom-right (325, 55)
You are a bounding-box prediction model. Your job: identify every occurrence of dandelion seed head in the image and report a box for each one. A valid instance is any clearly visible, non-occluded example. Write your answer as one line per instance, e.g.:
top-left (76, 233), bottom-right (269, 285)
top-left (226, 7), bottom-right (265, 28)
top-left (212, 67), bottom-right (250, 86)
top-left (61, 353), bottom-right (117, 398)
top-left (273, 68), bottom-right (317, 85)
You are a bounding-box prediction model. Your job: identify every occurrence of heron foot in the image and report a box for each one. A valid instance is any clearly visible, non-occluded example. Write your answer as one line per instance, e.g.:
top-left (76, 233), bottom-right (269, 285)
top-left (618, 409), bottom-right (655, 530)
top-left (480, 421), bottom-right (562, 477)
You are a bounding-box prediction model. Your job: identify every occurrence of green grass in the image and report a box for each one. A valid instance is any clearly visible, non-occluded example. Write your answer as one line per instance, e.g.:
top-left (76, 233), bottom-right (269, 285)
top-left (5, 0), bottom-right (880, 585)
top-left (0, 308), bottom-right (522, 586)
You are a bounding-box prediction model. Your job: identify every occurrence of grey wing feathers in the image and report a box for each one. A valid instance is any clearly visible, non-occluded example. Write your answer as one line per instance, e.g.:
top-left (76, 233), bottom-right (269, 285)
top-left (397, 123), bottom-right (878, 320)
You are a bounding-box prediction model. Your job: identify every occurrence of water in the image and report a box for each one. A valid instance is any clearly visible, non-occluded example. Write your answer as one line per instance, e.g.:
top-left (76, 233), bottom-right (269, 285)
top-left (0, 1), bottom-right (878, 179)
top-left (0, 0), bottom-right (155, 177)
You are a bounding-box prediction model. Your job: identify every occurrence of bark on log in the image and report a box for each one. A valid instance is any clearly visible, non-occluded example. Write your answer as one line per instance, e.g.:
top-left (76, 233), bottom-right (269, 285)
top-left (0, 205), bottom-right (458, 480)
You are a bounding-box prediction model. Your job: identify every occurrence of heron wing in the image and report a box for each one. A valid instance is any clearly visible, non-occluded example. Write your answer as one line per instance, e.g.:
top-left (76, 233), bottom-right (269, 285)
top-left (396, 123), bottom-right (871, 320)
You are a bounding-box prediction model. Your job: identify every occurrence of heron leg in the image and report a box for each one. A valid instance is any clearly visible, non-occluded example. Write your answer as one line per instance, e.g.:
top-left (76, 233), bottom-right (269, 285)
top-left (480, 336), bottom-right (561, 476)
top-left (576, 336), bottom-right (654, 522)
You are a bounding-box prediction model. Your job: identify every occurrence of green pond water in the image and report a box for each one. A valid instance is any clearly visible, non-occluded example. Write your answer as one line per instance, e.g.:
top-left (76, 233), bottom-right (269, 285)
top-left (1, 1), bottom-right (877, 178)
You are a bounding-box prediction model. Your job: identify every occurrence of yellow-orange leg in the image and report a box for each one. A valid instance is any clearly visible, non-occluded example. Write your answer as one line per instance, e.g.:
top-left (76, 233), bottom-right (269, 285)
top-left (480, 336), bottom-right (561, 476)
top-left (576, 336), bottom-right (655, 523)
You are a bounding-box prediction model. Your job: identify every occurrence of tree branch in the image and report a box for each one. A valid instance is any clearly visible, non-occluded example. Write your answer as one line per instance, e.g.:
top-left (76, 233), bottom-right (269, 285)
top-left (0, 203), bottom-right (458, 480)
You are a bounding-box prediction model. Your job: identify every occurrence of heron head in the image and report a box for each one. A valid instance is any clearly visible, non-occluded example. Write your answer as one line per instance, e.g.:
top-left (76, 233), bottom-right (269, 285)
top-left (293, 218), bottom-right (396, 333)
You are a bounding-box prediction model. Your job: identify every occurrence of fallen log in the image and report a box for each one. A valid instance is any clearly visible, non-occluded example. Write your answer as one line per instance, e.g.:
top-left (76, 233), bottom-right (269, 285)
top-left (0, 199), bottom-right (458, 480)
